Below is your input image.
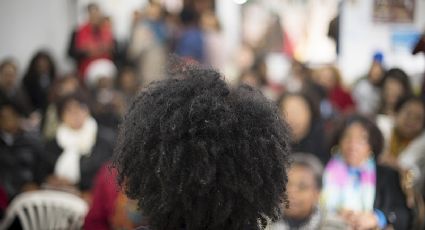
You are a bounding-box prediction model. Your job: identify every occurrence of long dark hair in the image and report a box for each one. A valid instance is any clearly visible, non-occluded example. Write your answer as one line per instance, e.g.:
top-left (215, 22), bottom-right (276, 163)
top-left (23, 50), bottom-right (56, 82)
top-left (379, 68), bottom-right (412, 114)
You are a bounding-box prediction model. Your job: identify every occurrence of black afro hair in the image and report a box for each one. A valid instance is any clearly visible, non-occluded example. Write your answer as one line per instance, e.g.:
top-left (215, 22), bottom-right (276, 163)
top-left (113, 62), bottom-right (292, 230)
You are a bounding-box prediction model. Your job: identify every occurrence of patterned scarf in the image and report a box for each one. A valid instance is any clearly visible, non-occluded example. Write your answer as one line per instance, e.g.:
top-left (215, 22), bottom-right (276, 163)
top-left (321, 154), bottom-right (376, 213)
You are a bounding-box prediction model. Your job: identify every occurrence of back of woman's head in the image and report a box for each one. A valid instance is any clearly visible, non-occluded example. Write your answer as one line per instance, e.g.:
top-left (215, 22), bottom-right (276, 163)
top-left (113, 63), bottom-right (292, 230)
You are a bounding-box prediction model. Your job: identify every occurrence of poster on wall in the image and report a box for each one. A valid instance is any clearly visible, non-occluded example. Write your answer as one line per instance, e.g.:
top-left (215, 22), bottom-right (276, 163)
top-left (391, 29), bottom-right (421, 53)
top-left (373, 0), bottom-right (415, 23)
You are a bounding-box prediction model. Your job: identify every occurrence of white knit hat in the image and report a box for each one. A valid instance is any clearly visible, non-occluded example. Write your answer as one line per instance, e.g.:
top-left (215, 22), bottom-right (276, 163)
top-left (85, 58), bottom-right (117, 87)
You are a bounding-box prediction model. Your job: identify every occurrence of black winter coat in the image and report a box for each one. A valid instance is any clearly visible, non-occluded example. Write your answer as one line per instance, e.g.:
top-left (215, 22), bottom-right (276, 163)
top-left (375, 165), bottom-right (411, 230)
top-left (0, 132), bottom-right (45, 198)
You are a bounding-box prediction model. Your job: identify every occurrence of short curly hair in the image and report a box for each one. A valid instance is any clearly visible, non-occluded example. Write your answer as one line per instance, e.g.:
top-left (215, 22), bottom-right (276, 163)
top-left (113, 63), bottom-right (291, 230)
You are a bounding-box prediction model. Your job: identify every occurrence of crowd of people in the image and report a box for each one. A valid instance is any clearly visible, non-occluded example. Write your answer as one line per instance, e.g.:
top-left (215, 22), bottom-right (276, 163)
top-left (1, 0), bottom-right (425, 229)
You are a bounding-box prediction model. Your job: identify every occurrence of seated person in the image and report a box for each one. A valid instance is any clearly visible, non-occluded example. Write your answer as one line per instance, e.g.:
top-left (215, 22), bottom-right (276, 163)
top-left (278, 92), bottom-right (329, 165)
top-left (270, 153), bottom-right (346, 230)
top-left (42, 92), bottom-right (115, 193)
top-left (380, 96), bottom-right (425, 228)
top-left (377, 68), bottom-right (412, 118)
top-left (0, 59), bottom-right (33, 116)
top-left (42, 74), bottom-right (80, 141)
top-left (112, 63), bottom-right (292, 230)
top-left (322, 115), bottom-right (411, 230)
top-left (380, 96), bottom-right (425, 180)
top-left (85, 59), bottom-right (125, 130)
top-left (0, 100), bottom-right (45, 200)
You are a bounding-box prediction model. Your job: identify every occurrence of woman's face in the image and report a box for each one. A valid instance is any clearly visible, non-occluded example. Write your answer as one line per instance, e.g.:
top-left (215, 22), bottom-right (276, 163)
top-left (284, 165), bottom-right (320, 220)
top-left (313, 67), bottom-right (337, 91)
top-left (120, 71), bottom-right (138, 92)
top-left (368, 62), bottom-right (383, 84)
top-left (0, 64), bottom-right (17, 89)
top-left (97, 77), bottom-right (114, 90)
top-left (201, 12), bottom-right (218, 31)
top-left (281, 96), bottom-right (312, 142)
top-left (383, 78), bottom-right (404, 107)
top-left (36, 56), bottom-right (51, 75)
top-left (0, 106), bottom-right (20, 134)
top-left (240, 72), bottom-right (260, 88)
top-left (62, 100), bottom-right (89, 130)
top-left (395, 101), bottom-right (425, 139)
top-left (59, 78), bottom-right (79, 96)
top-left (340, 122), bottom-right (372, 167)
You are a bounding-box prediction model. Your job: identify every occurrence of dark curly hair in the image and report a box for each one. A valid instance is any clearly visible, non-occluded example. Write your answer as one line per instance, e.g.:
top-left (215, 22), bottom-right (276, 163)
top-left (113, 63), bottom-right (292, 230)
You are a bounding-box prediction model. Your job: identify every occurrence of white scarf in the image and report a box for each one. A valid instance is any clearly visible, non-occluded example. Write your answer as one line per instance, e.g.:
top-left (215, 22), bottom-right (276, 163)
top-left (54, 117), bottom-right (98, 184)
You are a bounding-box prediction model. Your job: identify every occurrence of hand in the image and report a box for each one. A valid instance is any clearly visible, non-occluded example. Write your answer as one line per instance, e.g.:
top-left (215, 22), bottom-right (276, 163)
top-left (43, 175), bottom-right (80, 195)
top-left (351, 212), bottom-right (379, 230)
top-left (21, 183), bottom-right (39, 192)
top-left (340, 209), bottom-right (357, 227)
top-left (400, 169), bottom-right (416, 208)
top-left (45, 175), bottom-right (74, 188)
top-left (340, 210), bottom-right (379, 230)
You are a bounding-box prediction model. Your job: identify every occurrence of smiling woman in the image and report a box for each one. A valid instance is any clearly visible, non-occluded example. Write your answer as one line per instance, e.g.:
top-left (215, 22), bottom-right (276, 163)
top-left (322, 115), bottom-right (411, 230)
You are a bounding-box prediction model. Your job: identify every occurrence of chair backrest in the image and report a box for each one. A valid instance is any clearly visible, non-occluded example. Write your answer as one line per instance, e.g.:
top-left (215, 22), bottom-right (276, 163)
top-left (0, 190), bottom-right (88, 230)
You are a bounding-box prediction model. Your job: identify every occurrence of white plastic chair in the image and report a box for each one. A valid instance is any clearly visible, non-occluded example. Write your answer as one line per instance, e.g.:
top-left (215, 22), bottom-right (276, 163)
top-left (0, 190), bottom-right (88, 230)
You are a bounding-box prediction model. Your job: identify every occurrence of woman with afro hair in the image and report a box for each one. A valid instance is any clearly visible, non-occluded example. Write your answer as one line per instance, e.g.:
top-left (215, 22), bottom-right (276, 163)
top-left (112, 62), bottom-right (292, 230)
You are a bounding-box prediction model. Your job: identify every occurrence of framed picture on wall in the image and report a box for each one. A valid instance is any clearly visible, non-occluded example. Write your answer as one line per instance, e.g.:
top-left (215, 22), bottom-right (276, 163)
top-left (373, 0), bottom-right (415, 23)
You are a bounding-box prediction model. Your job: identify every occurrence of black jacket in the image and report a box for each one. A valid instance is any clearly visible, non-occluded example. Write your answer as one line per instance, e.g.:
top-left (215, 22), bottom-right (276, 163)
top-left (375, 165), bottom-right (411, 230)
top-left (0, 131), bottom-right (45, 198)
top-left (292, 121), bottom-right (329, 165)
top-left (43, 126), bottom-right (115, 191)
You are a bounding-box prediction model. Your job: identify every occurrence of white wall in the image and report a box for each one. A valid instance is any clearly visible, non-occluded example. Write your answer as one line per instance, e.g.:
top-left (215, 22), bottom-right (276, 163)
top-left (339, 0), bottom-right (425, 86)
top-left (76, 0), bottom-right (147, 42)
top-left (0, 0), bottom-right (76, 75)
top-left (0, 0), bottom-right (148, 76)
top-left (4, 0), bottom-right (423, 86)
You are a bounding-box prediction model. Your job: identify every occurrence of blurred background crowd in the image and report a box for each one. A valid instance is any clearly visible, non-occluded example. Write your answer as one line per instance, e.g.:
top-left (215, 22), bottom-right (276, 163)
top-left (1, 0), bottom-right (425, 229)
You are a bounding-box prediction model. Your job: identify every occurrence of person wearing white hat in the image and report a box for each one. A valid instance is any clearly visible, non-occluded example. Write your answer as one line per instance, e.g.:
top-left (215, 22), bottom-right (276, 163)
top-left (85, 59), bottom-right (125, 130)
top-left (85, 58), bottom-right (117, 89)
